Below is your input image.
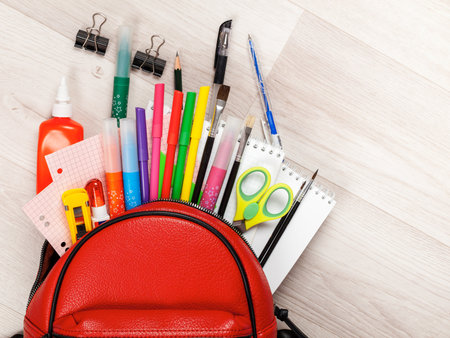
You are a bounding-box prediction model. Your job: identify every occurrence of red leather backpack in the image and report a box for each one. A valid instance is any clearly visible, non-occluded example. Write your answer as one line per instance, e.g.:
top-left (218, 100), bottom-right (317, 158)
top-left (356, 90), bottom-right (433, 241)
top-left (23, 200), bottom-right (302, 337)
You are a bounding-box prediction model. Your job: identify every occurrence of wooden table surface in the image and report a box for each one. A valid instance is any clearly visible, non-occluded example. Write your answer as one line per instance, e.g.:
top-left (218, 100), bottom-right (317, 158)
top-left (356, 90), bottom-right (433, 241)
top-left (1, 0), bottom-right (449, 336)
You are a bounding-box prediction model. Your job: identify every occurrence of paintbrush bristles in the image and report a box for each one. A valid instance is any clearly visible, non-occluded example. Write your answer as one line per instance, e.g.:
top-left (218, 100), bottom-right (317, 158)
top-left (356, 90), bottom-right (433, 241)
top-left (245, 115), bottom-right (256, 129)
top-left (217, 85), bottom-right (230, 101)
top-left (312, 169), bottom-right (319, 180)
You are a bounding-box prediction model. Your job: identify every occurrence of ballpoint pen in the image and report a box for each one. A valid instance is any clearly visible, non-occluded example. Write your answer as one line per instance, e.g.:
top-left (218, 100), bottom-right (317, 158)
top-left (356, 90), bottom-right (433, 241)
top-left (259, 170), bottom-right (318, 267)
top-left (207, 20), bottom-right (232, 121)
top-left (111, 26), bottom-right (132, 126)
top-left (172, 91), bottom-right (196, 199)
top-left (248, 34), bottom-right (282, 149)
top-left (161, 90), bottom-right (183, 199)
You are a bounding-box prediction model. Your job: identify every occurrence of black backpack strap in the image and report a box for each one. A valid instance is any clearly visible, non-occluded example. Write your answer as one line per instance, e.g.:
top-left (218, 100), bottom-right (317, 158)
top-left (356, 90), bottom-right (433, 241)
top-left (275, 305), bottom-right (308, 338)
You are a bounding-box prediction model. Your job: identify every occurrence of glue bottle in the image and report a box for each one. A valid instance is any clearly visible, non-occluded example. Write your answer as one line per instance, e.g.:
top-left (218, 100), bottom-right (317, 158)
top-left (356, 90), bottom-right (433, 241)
top-left (36, 77), bottom-right (84, 193)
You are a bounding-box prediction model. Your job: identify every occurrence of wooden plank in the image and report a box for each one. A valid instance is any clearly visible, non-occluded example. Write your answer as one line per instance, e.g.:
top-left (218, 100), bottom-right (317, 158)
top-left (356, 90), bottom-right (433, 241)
top-left (0, 0), bottom-right (304, 118)
top-left (273, 171), bottom-right (450, 336)
top-left (247, 12), bottom-right (450, 246)
top-left (291, 0), bottom-right (450, 90)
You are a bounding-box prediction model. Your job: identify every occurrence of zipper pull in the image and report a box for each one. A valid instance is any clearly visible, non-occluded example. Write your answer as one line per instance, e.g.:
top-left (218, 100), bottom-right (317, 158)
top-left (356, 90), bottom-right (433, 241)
top-left (274, 305), bottom-right (308, 338)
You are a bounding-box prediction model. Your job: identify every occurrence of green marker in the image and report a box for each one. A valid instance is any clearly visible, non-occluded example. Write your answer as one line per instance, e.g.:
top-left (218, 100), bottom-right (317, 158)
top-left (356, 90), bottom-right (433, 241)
top-left (111, 26), bottom-right (132, 126)
top-left (171, 92), bottom-right (196, 199)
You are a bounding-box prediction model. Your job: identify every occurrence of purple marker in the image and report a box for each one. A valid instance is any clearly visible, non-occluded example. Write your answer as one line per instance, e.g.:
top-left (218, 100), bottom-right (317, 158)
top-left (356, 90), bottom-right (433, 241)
top-left (136, 107), bottom-right (150, 203)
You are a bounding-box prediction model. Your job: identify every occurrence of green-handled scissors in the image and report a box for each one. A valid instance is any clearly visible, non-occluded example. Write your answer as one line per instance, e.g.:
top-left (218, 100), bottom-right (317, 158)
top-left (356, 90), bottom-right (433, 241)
top-left (234, 167), bottom-right (293, 231)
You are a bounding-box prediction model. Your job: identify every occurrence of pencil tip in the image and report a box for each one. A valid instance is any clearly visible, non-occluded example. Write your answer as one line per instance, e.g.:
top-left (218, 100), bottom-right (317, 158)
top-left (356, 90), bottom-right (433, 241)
top-left (248, 34), bottom-right (252, 40)
top-left (176, 50), bottom-right (179, 57)
top-left (311, 169), bottom-right (319, 180)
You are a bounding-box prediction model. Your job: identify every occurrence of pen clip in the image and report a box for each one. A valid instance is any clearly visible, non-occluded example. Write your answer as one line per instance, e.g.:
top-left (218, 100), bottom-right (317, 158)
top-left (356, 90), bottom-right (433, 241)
top-left (214, 20), bottom-right (232, 69)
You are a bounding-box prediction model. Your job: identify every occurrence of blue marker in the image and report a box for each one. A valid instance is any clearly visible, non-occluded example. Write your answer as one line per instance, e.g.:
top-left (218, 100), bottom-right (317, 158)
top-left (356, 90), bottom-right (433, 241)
top-left (120, 118), bottom-right (142, 210)
top-left (248, 34), bottom-right (282, 149)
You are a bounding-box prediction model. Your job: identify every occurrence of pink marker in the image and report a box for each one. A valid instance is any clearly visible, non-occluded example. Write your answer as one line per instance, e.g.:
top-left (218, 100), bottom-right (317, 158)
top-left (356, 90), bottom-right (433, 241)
top-left (200, 116), bottom-right (242, 210)
top-left (150, 83), bottom-right (164, 200)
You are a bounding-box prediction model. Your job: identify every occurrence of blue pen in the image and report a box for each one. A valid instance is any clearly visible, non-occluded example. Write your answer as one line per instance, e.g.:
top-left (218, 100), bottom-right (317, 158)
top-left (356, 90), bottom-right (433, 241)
top-left (120, 118), bottom-right (142, 210)
top-left (248, 34), bottom-right (282, 149)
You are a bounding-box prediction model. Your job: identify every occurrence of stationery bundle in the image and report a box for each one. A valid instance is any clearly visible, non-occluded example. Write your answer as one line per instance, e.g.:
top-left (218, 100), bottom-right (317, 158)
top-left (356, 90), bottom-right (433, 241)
top-left (21, 17), bottom-right (335, 338)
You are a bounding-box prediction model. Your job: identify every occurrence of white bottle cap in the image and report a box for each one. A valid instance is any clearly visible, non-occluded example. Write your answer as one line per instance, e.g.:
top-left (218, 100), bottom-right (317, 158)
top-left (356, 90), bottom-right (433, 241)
top-left (52, 77), bottom-right (73, 117)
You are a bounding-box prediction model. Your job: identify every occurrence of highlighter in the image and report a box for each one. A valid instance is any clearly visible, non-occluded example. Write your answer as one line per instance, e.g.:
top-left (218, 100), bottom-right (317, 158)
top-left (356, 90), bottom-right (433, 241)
top-left (172, 92), bottom-right (196, 199)
top-left (200, 116), bottom-right (242, 210)
top-left (102, 118), bottom-right (125, 217)
top-left (136, 107), bottom-right (150, 204)
top-left (111, 26), bottom-right (132, 125)
top-left (120, 118), bottom-right (142, 210)
top-left (161, 90), bottom-right (184, 199)
top-left (150, 84), bottom-right (164, 200)
top-left (180, 86), bottom-right (210, 201)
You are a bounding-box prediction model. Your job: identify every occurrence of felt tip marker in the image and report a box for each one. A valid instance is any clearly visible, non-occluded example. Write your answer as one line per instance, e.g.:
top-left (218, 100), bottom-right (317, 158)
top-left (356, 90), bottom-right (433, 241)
top-left (172, 91), bottom-right (196, 199)
top-left (136, 107), bottom-right (150, 204)
top-left (102, 118), bottom-right (125, 217)
top-left (150, 83), bottom-right (164, 200)
top-left (120, 118), bottom-right (142, 209)
top-left (200, 116), bottom-right (241, 210)
top-left (111, 26), bottom-right (132, 126)
top-left (161, 90), bottom-right (183, 199)
top-left (181, 86), bottom-right (210, 201)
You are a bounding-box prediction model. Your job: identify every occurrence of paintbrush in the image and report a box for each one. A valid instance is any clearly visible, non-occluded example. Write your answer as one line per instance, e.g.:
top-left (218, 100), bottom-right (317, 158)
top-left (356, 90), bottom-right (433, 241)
top-left (191, 85), bottom-right (230, 204)
top-left (259, 169), bottom-right (318, 267)
top-left (218, 115), bottom-right (256, 216)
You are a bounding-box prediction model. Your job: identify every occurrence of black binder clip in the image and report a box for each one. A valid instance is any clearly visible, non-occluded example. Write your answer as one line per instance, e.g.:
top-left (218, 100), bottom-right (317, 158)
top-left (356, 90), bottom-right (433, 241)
top-left (74, 13), bottom-right (109, 55)
top-left (132, 35), bottom-right (166, 77)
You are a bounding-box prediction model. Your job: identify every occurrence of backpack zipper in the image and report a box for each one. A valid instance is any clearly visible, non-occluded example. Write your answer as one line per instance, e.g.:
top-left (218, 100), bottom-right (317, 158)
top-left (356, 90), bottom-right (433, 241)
top-left (47, 201), bottom-right (259, 337)
top-left (27, 240), bottom-right (49, 308)
top-left (27, 199), bottom-right (257, 310)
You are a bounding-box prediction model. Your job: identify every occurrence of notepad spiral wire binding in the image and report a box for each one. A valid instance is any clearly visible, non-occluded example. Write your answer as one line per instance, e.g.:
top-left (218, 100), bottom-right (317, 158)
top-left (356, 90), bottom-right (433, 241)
top-left (282, 161), bottom-right (335, 204)
top-left (246, 137), bottom-right (283, 158)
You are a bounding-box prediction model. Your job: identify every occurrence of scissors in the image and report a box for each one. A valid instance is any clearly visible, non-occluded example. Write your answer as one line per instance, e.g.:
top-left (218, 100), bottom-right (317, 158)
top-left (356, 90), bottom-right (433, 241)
top-left (234, 167), bottom-right (293, 231)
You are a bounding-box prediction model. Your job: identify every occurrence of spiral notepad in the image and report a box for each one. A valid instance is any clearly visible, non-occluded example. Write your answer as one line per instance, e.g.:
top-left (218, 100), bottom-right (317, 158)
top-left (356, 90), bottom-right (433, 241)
top-left (220, 138), bottom-right (336, 292)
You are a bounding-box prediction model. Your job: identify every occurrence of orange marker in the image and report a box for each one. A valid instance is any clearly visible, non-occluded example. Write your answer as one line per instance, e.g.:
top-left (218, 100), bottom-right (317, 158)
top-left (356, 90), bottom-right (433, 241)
top-left (102, 118), bottom-right (125, 217)
top-left (161, 90), bottom-right (184, 198)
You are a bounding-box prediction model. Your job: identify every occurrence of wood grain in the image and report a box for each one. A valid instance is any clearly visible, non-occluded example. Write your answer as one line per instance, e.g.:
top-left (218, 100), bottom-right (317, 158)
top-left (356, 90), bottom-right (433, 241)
top-left (291, 0), bottom-right (450, 91)
top-left (0, 0), bottom-right (449, 336)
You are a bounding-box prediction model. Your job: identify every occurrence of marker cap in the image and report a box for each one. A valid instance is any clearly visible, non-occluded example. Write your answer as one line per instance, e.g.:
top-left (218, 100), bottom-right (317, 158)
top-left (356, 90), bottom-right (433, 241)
top-left (135, 107), bottom-right (148, 161)
top-left (120, 118), bottom-right (139, 173)
top-left (213, 116), bottom-right (241, 170)
top-left (102, 118), bottom-right (122, 173)
top-left (152, 83), bottom-right (164, 138)
top-left (179, 92), bottom-right (196, 146)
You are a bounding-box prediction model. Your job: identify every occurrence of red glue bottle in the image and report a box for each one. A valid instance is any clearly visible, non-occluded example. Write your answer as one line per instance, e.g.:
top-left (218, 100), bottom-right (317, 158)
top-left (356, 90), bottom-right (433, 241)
top-left (36, 77), bottom-right (83, 193)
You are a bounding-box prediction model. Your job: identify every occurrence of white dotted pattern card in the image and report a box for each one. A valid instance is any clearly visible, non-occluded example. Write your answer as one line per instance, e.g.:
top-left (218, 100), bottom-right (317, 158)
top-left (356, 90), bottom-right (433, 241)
top-left (23, 136), bottom-right (106, 256)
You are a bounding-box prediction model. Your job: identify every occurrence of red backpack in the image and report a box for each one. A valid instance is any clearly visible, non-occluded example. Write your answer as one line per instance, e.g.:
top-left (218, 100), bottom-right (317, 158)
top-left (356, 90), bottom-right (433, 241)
top-left (23, 200), bottom-right (304, 337)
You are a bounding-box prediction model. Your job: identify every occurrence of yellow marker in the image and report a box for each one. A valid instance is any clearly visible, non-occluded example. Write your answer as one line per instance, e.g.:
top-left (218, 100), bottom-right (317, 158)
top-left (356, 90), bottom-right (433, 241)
top-left (180, 86), bottom-right (210, 201)
top-left (234, 167), bottom-right (293, 230)
top-left (62, 188), bottom-right (93, 244)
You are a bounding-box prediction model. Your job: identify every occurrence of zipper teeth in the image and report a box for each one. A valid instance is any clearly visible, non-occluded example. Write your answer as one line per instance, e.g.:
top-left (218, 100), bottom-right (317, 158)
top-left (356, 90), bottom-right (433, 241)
top-left (151, 199), bottom-right (257, 258)
top-left (27, 199), bottom-right (257, 309)
top-left (27, 241), bottom-right (48, 308)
